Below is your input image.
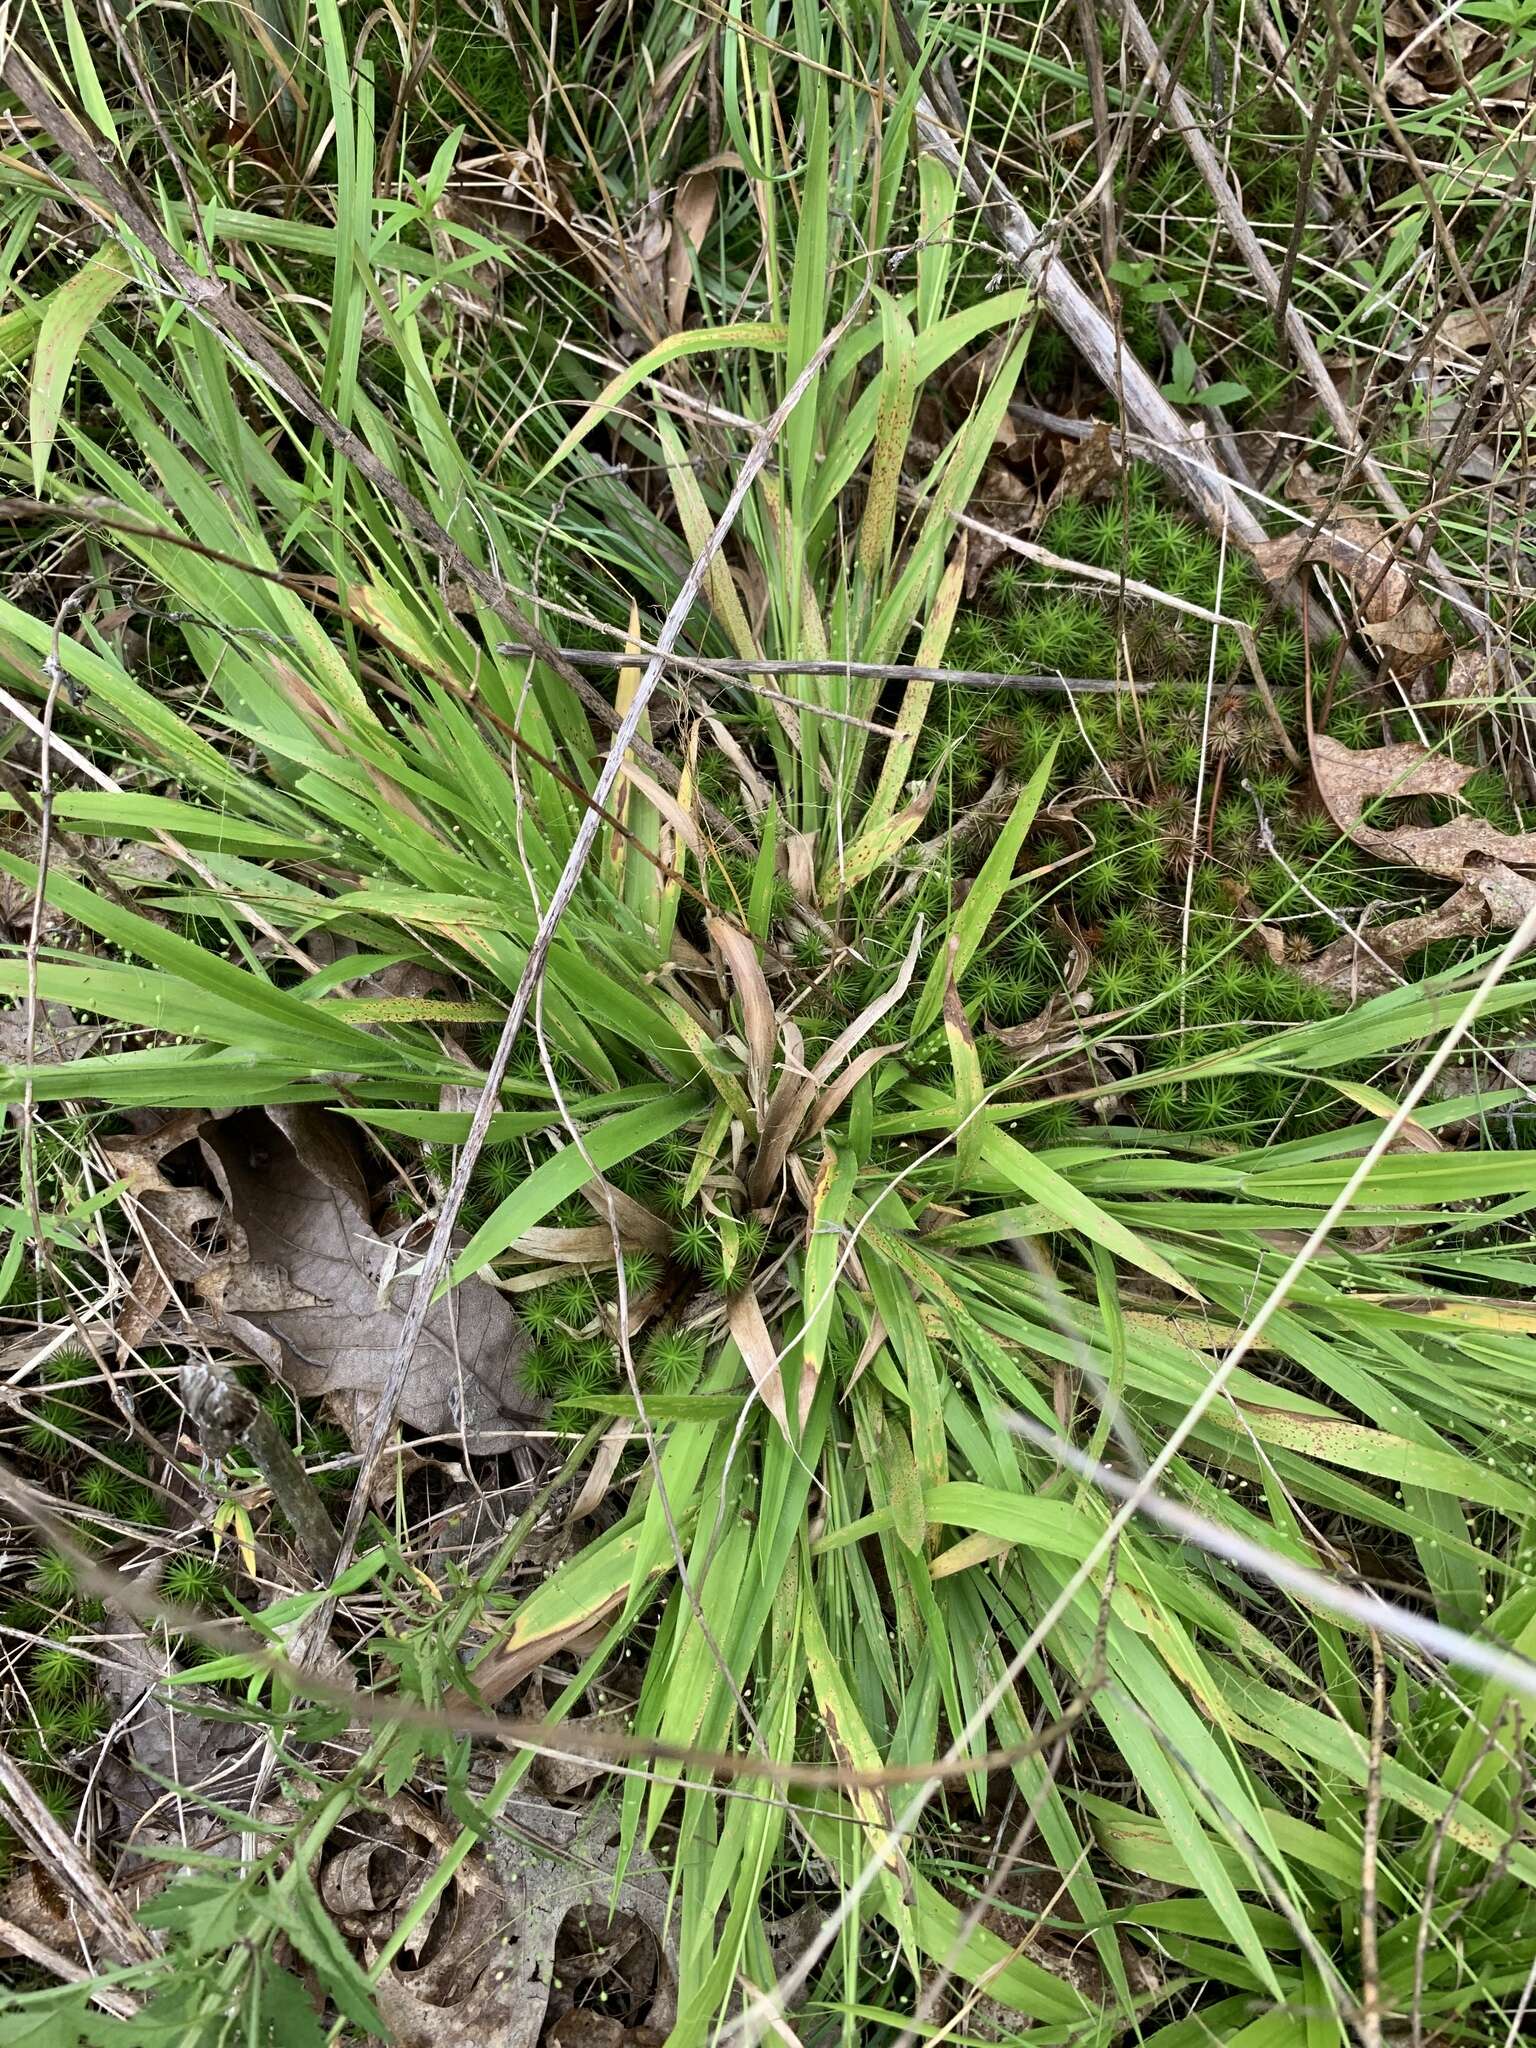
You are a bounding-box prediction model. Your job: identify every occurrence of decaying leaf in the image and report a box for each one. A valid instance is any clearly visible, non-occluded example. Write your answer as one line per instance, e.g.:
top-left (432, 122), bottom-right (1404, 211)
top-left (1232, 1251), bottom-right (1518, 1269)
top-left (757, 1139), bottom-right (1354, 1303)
top-left (1444, 643), bottom-right (1502, 710)
top-left (107, 1109), bottom-right (536, 1451)
top-left (783, 827), bottom-right (819, 911)
top-left (664, 167), bottom-right (718, 330)
top-left (1435, 290), bottom-right (1536, 361)
top-left (1283, 730), bottom-right (1536, 990)
top-left (1048, 419), bottom-right (1119, 507)
top-left (1294, 883), bottom-right (1510, 1000)
top-left (1252, 522), bottom-right (1406, 625)
top-left (1383, 1), bottom-right (1499, 105)
top-left (1253, 497), bottom-right (1447, 667)
top-left (1363, 598), bottom-right (1448, 662)
top-left (707, 914), bottom-right (777, 1111)
top-left (95, 1605), bottom-right (258, 1841)
top-left (0, 999), bottom-right (99, 1066)
top-left (317, 1796), bottom-right (523, 2048)
top-left (1312, 733), bottom-right (1536, 879)
top-left (200, 1108), bottom-right (536, 1450)
top-left (605, 189), bottom-right (673, 350)
top-left (987, 988), bottom-right (1136, 1113)
top-left (961, 457), bottom-right (1039, 593)
top-left (101, 1112), bottom-right (240, 1288)
top-left (728, 1281), bottom-right (812, 1440)
top-left (435, 144), bottom-right (581, 269)
top-left (484, 1796), bottom-right (677, 2048)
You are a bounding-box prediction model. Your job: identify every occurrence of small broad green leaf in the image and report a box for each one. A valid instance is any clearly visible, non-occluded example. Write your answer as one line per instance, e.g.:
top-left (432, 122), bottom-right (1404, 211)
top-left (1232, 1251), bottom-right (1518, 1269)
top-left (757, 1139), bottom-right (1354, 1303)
top-left (264, 1879), bottom-right (383, 2036)
top-left (137, 1874), bottom-right (246, 1951)
top-left (884, 1415), bottom-right (927, 1554)
top-left (828, 773), bottom-right (937, 893)
top-left (482, 1520), bottom-right (648, 1670)
top-left (251, 1961), bottom-right (327, 2048)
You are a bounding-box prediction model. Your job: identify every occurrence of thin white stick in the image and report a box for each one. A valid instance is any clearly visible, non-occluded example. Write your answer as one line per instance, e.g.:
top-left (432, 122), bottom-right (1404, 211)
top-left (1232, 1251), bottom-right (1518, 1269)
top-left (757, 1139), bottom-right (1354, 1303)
top-left (1007, 1412), bottom-right (1536, 1701)
top-left (335, 288), bottom-right (869, 1559)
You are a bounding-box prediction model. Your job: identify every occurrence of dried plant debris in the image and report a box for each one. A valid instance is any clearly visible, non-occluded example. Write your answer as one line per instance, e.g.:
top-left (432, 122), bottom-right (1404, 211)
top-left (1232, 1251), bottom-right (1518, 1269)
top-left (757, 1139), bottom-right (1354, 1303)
top-left (317, 1794), bottom-right (524, 2048)
top-left (104, 1108), bottom-right (538, 1454)
top-left (1253, 510), bottom-right (1446, 667)
top-left (92, 1609), bottom-right (259, 1844)
top-left (0, 1002), bottom-right (98, 1066)
top-left (314, 1793), bottom-right (678, 2048)
top-left (486, 1796), bottom-right (677, 2048)
top-left (1383, 0), bottom-right (1503, 105)
top-left (1311, 734), bottom-right (1536, 880)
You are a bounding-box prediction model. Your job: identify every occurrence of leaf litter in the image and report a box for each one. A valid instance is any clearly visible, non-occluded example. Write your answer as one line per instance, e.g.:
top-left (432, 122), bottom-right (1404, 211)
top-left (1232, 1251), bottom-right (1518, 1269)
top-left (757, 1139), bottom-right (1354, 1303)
top-left (106, 1107), bottom-right (539, 1454)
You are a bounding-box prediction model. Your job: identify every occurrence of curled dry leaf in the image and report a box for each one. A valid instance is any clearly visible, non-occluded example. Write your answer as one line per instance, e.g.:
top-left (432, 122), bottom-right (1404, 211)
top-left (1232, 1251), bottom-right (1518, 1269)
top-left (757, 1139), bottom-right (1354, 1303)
top-left (102, 1111), bottom-right (253, 1351)
top-left (1252, 521), bottom-right (1407, 625)
top-left (707, 914), bottom-right (777, 1112)
top-left (1294, 886), bottom-right (1503, 1000)
top-left (1290, 730), bottom-right (1536, 992)
top-left (488, 1796), bottom-right (677, 2048)
top-left (988, 989), bottom-right (1136, 1112)
top-left (579, 1174), bottom-right (673, 1253)
top-left (1253, 501), bottom-right (1447, 666)
top-left (318, 1796), bottom-right (523, 2048)
top-left (1047, 419), bottom-right (1120, 507)
top-left (988, 990), bottom-right (1084, 1057)
top-left (1383, 1), bottom-right (1499, 105)
top-left (511, 1223), bottom-right (644, 1266)
top-left (664, 167), bottom-right (719, 329)
top-left (783, 827), bottom-right (818, 911)
top-left (1312, 733), bottom-right (1536, 879)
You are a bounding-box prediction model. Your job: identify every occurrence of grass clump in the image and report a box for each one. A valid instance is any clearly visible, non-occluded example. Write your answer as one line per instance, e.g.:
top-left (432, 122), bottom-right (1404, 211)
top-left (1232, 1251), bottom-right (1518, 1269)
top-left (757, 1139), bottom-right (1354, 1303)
top-left (1, 2), bottom-right (1535, 2042)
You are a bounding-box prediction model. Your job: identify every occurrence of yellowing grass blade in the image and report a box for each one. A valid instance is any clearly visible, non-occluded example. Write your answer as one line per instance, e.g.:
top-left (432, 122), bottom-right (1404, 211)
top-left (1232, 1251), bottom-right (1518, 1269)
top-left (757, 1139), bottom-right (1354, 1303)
top-left (30, 242), bottom-right (133, 491)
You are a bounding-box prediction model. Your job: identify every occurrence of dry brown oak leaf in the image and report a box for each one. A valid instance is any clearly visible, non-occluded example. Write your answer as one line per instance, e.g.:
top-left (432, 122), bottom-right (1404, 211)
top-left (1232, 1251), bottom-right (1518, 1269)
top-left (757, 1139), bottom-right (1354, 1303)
top-left (108, 1106), bottom-right (535, 1450)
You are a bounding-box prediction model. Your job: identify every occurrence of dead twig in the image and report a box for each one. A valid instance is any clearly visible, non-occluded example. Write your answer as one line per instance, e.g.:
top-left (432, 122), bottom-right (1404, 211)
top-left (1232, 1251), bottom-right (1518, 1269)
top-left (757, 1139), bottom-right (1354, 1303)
top-left (890, 9), bottom-right (1265, 547)
top-left (497, 644), bottom-right (1140, 692)
top-left (0, 1914), bottom-right (139, 2018)
top-left (0, 1748), bottom-right (155, 1968)
top-left (1110, 0), bottom-right (1489, 634)
top-left (180, 1362), bottom-right (341, 1581)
